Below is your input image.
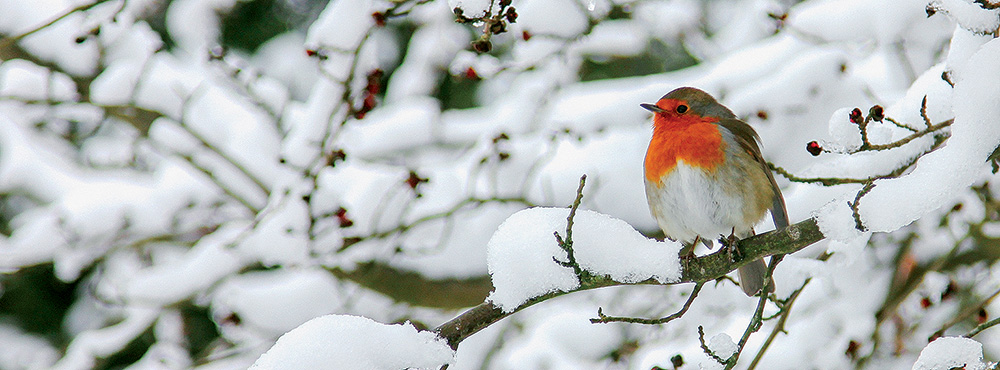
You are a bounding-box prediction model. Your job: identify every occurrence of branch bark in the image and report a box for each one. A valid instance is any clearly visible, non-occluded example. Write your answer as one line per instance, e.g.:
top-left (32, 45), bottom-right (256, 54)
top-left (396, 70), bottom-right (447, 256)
top-left (434, 217), bottom-right (825, 349)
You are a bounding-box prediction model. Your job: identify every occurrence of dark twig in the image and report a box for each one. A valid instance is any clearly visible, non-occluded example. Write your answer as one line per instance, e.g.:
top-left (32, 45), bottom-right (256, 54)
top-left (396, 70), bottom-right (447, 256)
top-left (849, 182), bottom-right (876, 232)
top-left (591, 282), bottom-right (704, 324)
top-left (920, 95), bottom-right (932, 129)
top-left (724, 255), bottom-right (783, 369)
top-left (553, 175), bottom-right (587, 275)
top-left (966, 317), bottom-right (1000, 338)
top-left (933, 286), bottom-right (1000, 339)
top-left (699, 325), bottom-right (727, 364)
top-left (883, 117), bottom-right (918, 133)
top-left (768, 118), bottom-right (950, 187)
top-left (434, 217), bottom-right (825, 350)
top-left (860, 118), bottom-right (952, 152)
top-left (748, 278), bottom-right (810, 369)
top-left (0, 0), bottom-right (111, 51)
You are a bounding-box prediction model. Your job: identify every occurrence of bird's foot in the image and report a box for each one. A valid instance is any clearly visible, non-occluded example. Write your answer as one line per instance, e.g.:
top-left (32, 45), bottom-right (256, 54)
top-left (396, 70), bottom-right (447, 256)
top-left (720, 229), bottom-right (742, 262)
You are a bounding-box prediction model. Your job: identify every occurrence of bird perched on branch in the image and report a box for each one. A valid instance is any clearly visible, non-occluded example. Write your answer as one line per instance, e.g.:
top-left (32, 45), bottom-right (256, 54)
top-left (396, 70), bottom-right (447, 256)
top-left (641, 87), bottom-right (788, 296)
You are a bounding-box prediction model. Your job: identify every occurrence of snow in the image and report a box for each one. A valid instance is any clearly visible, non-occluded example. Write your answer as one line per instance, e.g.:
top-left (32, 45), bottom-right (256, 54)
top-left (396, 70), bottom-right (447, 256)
top-left (336, 97), bottom-right (440, 158)
top-left (52, 307), bottom-right (160, 370)
top-left (211, 269), bottom-right (343, 341)
top-left (912, 337), bottom-right (989, 370)
top-left (117, 225), bottom-right (245, 304)
top-left (814, 189), bottom-right (869, 242)
top-left (448, 0), bottom-right (495, 17)
top-left (495, 308), bottom-right (623, 369)
top-left (249, 315), bottom-right (454, 370)
top-left (165, 0), bottom-right (236, 56)
top-left (859, 38), bottom-right (1000, 232)
top-left (487, 207), bottom-right (681, 312)
top-left (5, 0), bottom-right (1000, 368)
top-left (517, 0), bottom-right (590, 38)
top-left (708, 333), bottom-right (738, 359)
top-left (0, 59), bottom-right (78, 101)
top-left (0, 323), bottom-right (58, 370)
top-left (789, 0), bottom-right (930, 44)
top-left (236, 196), bottom-right (311, 266)
top-left (306, 0), bottom-right (375, 51)
top-left (929, 0), bottom-right (1000, 34)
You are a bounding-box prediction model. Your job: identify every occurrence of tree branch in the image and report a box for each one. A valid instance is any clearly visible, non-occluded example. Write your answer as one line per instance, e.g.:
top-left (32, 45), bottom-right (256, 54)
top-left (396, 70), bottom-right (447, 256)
top-left (433, 217), bottom-right (824, 350)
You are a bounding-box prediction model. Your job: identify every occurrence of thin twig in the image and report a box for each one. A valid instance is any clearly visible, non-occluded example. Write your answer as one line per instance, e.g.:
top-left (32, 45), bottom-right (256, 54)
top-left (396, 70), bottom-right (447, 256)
top-left (849, 182), bottom-right (876, 232)
top-left (861, 119), bottom-right (952, 151)
top-left (920, 96), bottom-right (932, 129)
top-left (553, 175), bottom-right (587, 275)
top-left (591, 283), bottom-right (704, 324)
top-left (699, 325), bottom-right (727, 364)
top-left (748, 278), bottom-right (810, 369)
top-left (966, 317), bottom-right (1000, 338)
top-left (0, 0), bottom-right (109, 51)
top-left (933, 286), bottom-right (1000, 339)
top-left (178, 87), bottom-right (270, 197)
top-left (339, 196), bottom-right (534, 249)
top-left (565, 174), bottom-right (587, 245)
top-left (725, 255), bottom-right (784, 369)
top-left (883, 117), bottom-right (918, 133)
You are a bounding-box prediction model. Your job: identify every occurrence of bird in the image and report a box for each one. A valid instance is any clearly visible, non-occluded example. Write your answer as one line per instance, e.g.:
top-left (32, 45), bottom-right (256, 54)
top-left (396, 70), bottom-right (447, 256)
top-left (641, 87), bottom-right (789, 296)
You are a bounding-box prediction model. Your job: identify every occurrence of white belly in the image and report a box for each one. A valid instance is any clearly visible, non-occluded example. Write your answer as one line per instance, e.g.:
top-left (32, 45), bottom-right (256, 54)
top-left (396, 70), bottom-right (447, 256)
top-left (644, 161), bottom-right (752, 244)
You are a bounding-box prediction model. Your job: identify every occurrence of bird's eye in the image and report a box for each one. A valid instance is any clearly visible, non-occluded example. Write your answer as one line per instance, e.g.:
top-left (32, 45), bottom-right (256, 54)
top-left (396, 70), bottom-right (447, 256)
top-left (676, 104), bottom-right (688, 114)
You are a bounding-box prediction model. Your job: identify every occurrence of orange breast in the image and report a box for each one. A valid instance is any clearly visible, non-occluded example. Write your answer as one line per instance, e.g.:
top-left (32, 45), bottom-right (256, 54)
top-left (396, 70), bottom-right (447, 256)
top-left (644, 117), bottom-right (725, 183)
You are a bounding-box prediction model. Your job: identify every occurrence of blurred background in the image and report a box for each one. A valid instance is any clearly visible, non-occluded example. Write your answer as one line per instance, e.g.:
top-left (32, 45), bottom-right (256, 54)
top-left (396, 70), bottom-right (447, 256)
top-left (1, 0), bottom-right (997, 369)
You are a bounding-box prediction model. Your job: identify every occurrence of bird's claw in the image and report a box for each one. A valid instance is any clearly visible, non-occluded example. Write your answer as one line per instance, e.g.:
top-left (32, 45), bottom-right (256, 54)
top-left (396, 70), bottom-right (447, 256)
top-left (720, 230), bottom-right (742, 262)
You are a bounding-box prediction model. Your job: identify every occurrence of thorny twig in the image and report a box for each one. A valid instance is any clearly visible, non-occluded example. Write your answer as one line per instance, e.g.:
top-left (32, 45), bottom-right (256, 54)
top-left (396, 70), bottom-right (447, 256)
top-left (553, 175), bottom-right (587, 276)
top-left (591, 282), bottom-right (704, 324)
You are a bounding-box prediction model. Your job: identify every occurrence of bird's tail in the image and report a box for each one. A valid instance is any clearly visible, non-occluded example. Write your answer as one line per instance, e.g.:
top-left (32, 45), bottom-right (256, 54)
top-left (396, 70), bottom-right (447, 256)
top-left (738, 259), bottom-right (774, 296)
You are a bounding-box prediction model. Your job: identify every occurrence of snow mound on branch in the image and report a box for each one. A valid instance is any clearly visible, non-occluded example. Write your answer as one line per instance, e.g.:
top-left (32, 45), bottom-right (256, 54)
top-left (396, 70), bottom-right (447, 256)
top-left (912, 336), bottom-right (989, 370)
top-left (859, 38), bottom-right (1000, 232)
top-left (928, 0), bottom-right (1000, 34)
top-left (486, 207), bottom-right (682, 312)
top-left (250, 315), bottom-right (453, 370)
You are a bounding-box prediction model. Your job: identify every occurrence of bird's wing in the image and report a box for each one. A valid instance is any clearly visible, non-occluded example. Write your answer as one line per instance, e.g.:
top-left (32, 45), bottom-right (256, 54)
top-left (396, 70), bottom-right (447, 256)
top-left (716, 118), bottom-right (790, 229)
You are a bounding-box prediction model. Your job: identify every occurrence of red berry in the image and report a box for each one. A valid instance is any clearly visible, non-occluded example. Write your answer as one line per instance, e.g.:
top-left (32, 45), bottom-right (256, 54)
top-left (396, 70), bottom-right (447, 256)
top-left (505, 7), bottom-right (518, 23)
top-left (465, 67), bottom-right (479, 80)
top-left (869, 105), bottom-right (884, 121)
top-left (806, 141), bottom-right (822, 156)
top-left (845, 340), bottom-right (860, 359)
top-left (335, 207), bottom-right (354, 228)
top-left (978, 308), bottom-right (988, 324)
top-left (405, 171), bottom-right (429, 190)
top-left (849, 108), bottom-right (863, 124)
top-left (372, 12), bottom-right (387, 27)
top-left (305, 49), bottom-right (317, 57)
top-left (920, 297), bottom-right (931, 309)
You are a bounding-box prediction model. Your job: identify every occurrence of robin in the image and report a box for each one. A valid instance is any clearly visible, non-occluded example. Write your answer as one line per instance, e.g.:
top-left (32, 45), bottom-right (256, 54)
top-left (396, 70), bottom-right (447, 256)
top-left (641, 87), bottom-right (788, 296)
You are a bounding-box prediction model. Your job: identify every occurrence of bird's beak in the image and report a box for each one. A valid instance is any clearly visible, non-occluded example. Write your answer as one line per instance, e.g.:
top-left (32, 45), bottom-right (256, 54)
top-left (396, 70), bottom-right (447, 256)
top-left (640, 103), bottom-right (665, 113)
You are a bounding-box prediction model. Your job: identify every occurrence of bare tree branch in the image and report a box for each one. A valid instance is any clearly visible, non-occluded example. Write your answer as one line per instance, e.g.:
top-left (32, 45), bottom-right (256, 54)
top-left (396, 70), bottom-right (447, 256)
top-left (434, 217), bottom-right (825, 350)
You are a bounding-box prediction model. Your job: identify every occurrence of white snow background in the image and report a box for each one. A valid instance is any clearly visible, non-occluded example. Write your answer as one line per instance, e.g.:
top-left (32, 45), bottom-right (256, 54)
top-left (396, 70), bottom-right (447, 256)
top-left (1, 0), bottom-right (1000, 369)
